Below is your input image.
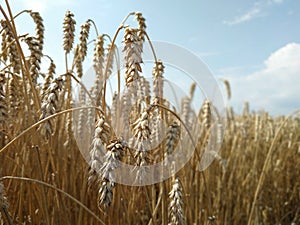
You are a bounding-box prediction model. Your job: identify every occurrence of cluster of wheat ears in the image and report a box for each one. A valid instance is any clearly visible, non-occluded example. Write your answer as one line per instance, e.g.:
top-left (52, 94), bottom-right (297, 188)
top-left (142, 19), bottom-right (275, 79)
top-left (0, 1), bottom-right (299, 225)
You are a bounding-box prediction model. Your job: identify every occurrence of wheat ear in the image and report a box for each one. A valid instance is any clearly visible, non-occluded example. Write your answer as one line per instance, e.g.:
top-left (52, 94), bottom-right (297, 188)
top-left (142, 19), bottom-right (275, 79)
top-left (168, 177), bottom-right (185, 225)
top-left (63, 10), bottom-right (76, 54)
top-left (123, 27), bottom-right (143, 86)
top-left (30, 11), bottom-right (44, 52)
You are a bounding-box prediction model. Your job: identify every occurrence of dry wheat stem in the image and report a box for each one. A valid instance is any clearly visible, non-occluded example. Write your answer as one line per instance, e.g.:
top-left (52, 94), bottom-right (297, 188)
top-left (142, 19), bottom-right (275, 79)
top-left (151, 103), bottom-right (198, 156)
top-left (87, 19), bottom-right (99, 37)
top-left (0, 106), bottom-right (104, 155)
top-left (0, 176), bottom-right (106, 225)
top-left (12, 9), bottom-right (31, 20)
top-left (0, 4), bottom-right (298, 224)
top-left (152, 103), bottom-right (214, 217)
top-left (67, 72), bottom-right (96, 105)
top-left (98, 25), bottom-right (124, 111)
top-left (247, 109), bottom-right (300, 225)
top-left (120, 12), bottom-right (135, 26)
top-left (0, 182), bottom-right (13, 225)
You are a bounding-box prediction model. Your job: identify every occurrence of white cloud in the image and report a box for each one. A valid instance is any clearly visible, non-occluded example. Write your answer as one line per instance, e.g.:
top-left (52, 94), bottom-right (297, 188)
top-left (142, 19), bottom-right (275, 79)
top-left (223, 6), bottom-right (262, 26)
top-left (223, 0), bottom-right (284, 26)
top-left (222, 43), bottom-right (300, 115)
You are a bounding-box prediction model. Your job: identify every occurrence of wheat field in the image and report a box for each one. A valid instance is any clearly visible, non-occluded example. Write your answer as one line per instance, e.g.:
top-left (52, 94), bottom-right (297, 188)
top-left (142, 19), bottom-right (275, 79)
top-left (0, 1), bottom-right (300, 225)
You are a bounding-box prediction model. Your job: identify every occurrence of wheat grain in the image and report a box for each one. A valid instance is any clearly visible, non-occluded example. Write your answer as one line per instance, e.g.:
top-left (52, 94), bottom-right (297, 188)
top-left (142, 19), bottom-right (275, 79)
top-left (91, 35), bottom-right (105, 101)
top-left (133, 141), bottom-right (151, 185)
top-left (74, 45), bottom-right (83, 78)
top-left (119, 89), bottom-right (131, 140)
top-left (63, 10), bottom-right (76, 54)
top-left (98, 179), bottom-right (114, 209)
top-left (200, 100), bottom-right (211, 129)
top-left (0, 72), bottom-right (7, 151)
top-left (0, 20), bottom-right (8, 62)
top-left (137, 76), bottom-right (151, 108)
top-left (25, 36), bottom-right (42, 84)
top-left (95, 115), bottom-right (111, 144)
top-left (100, 140), bottom-right (124, 181)
top-left (135, 12), bottom-right (146, 41)
top-left (131, 110), bottom-right (152, 184)
top-left (88, 115), bottom-right (111, 185)
top-left (165, 122), bottom-right (180, 157)
top-left (123, 27), bottom-right (143, 86)
top-left (168, 177), bottom-right (185, 225)
top-left (93, 35), bottom-right (105, 76)
top-left (0, 20), bottom-right (21, 73)
top-left (30, 12), bottom-right (44, 52)
top-left (8, 74), bottom-right (22, 125)
top-left (110, 92), bottom-right (119, 122)
top-left (39, 75), bottom-right (64, 138)
top-left (223, 79), bottom-right (231, 100)
top-left (132, 110), bottom-right (151, 142)
top-left (78, 21), bottom-right (91, 61)
top-left (152, 60), bottom-right (164, 105)
top-left (41, 59), bottom-right (55, 98)
top-left (181, 96), bottom-right (192, 129)
top-left (77, 87), bottom-right (87, 140)
top-left (0, 72), bottom-right (7, 125)
top-left (96, 140), bottom-right (124, 209)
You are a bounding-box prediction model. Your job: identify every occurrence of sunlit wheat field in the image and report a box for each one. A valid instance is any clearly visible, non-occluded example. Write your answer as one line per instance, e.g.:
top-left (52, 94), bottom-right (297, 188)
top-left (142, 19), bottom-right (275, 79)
top-left (0, 1), bottom-right (299, 225)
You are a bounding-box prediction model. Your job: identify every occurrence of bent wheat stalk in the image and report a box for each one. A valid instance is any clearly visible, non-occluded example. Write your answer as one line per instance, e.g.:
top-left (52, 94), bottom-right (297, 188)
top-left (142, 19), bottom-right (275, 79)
top-left (0, 176), bottom-right (106, 225)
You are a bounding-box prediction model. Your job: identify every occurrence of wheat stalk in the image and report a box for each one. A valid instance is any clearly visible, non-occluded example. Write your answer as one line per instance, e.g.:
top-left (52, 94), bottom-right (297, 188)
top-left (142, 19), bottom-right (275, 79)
top-left (0, 4), bottom-right (299, 224)
top-left (0, 182), bottom-right (13, 225)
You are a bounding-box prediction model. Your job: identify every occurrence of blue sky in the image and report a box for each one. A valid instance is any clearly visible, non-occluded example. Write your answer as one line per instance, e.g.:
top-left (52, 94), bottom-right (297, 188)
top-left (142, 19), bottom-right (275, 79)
top-left (2, 0), bottom-right (300, 115)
